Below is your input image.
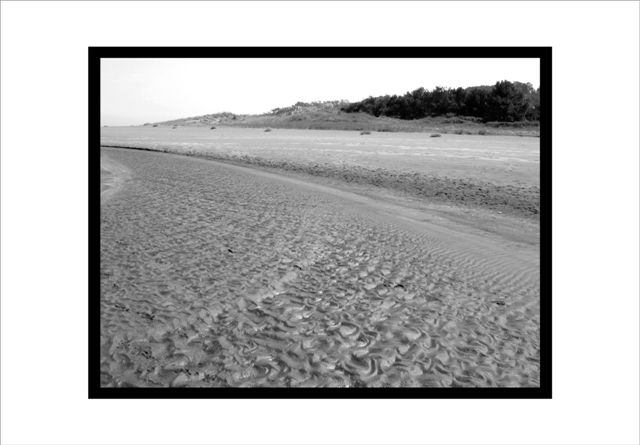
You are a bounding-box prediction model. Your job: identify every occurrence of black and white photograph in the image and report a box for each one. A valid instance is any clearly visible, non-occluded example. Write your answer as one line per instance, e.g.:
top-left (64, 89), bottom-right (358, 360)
top-left (2, 2), bottom-right (638, 444)
top-left (91, 48), bottom-right (550, 395)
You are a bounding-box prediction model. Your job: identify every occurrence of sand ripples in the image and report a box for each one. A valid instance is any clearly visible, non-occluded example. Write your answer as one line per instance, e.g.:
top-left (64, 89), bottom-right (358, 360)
top-left (100, 148), bottom-right (540, 388)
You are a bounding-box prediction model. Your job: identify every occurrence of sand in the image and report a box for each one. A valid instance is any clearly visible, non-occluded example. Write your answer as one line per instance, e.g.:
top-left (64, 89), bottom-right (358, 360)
top-left (101, 126), bottom-right (540, 218)
top-left (100, 154), bottom-right (130, 203)
top-left (100, 147), bottom-right (540, 388)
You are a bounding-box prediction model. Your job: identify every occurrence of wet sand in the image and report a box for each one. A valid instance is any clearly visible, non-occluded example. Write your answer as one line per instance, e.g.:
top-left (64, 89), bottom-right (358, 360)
top-left (100, 147), bottom-right (540, 388)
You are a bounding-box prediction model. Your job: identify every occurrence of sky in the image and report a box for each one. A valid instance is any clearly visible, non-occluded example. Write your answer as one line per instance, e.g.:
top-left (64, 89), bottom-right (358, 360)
top-left (101, 58), bottom-right (540, 126)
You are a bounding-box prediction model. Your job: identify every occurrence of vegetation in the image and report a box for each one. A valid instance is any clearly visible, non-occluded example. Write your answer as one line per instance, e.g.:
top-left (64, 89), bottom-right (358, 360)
top-left (341, 81), bottom-right (540, 123)
top-left (270, 100), bottom-right (349, 116)
top-left (147, 83), bottom-right (540, 136)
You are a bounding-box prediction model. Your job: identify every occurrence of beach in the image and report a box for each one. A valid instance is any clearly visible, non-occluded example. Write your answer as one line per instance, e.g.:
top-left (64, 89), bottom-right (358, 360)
top-left (100, 145), bottom-right (540, 387)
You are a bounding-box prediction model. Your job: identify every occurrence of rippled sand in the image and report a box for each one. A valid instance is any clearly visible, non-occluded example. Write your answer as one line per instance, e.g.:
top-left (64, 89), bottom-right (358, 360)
top-left (100, 147), bottom-right (540, 388)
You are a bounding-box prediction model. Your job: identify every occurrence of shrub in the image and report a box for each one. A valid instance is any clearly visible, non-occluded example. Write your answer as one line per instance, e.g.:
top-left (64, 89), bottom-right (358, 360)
top-left (478, 129), bottom-right (487, 135)
top-left (152, 124), bottom-right (158, 127)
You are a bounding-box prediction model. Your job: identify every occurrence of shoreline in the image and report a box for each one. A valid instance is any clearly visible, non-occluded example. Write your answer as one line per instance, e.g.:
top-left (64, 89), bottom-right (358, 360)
top-left (100, 143), bottom-right (540, 220)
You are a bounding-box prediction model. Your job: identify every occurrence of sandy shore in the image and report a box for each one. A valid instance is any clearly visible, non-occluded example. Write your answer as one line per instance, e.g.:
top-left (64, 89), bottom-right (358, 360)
top-left (101, 126), bottom-right (540, 218)
top-left (101, 155), bottom-right (130, 203)
top-left (100, 147), bottom-right (540, 388)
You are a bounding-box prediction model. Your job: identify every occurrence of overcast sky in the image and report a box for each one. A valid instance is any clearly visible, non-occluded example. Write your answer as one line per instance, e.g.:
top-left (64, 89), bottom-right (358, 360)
top-left (101, 58), bottom-right (540, 126)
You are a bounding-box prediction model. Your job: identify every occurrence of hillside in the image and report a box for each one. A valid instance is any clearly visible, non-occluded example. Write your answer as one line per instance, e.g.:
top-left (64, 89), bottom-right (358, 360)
top-left (147, 100), bottom-right (539, 136)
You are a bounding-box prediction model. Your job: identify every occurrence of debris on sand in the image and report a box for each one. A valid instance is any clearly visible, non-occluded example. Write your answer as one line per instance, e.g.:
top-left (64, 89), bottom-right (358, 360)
top-left (264, 128), bottom-right (272, 132)
top-left (430, 133), bottom-right (442, 137)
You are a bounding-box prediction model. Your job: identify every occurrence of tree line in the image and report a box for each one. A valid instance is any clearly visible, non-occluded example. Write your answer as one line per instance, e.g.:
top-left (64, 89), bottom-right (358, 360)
top-left (341, 81), bottom-right (540, 122)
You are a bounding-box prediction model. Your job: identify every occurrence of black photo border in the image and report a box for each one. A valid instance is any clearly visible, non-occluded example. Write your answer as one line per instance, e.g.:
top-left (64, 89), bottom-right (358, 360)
top-left (89, 46), bottom-right (551, 399)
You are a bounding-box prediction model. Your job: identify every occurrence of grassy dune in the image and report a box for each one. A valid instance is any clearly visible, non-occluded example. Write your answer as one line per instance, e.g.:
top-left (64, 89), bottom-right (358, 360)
top-left (149, 104), bottom-right (539, 137)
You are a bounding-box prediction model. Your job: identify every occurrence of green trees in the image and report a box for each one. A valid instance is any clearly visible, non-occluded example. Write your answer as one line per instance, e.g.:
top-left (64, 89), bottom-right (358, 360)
top-left (342, 81), bottom-right (540, 122)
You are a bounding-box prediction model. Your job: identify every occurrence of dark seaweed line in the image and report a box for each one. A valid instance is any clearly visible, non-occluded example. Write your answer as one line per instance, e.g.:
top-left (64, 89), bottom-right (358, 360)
top-left (100, 144), bottom-right (540, 218)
